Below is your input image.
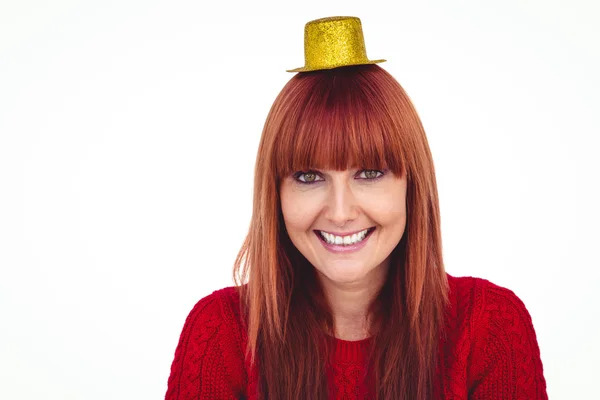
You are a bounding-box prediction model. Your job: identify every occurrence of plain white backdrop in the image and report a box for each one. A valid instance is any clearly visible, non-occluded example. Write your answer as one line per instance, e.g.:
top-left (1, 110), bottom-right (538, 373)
top-left (1, 0), bottom-right (598, 398)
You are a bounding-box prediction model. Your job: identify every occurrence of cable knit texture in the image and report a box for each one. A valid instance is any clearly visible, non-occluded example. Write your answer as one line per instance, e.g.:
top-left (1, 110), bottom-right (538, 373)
top-left (165, 274), bottom-right (547, 399)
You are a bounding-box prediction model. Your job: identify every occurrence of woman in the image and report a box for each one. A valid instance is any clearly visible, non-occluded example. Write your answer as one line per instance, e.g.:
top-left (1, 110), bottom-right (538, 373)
top-left (165, 16), bottom-right (547, 400)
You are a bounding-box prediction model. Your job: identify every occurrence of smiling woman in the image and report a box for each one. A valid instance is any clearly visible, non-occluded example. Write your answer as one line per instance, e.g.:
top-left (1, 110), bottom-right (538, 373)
top-left (165, 16), bottom-right (548, 400)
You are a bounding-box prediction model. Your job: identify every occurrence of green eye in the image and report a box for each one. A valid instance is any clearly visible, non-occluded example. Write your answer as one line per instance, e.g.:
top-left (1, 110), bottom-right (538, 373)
top-left (303, 172), bottom-right (317, 182)
top-left (360, 170), bottom-right (384, 180)
top-left (293, 171), bottom-right (322, 184)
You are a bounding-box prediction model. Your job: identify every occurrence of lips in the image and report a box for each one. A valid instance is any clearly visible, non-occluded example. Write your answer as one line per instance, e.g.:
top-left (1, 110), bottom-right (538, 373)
top-left (318, 227), bottom-right (375, 242)
top-left (314, 227), bottom-right (376, 253)
top-left (317, 227), bottom-right (374, 237)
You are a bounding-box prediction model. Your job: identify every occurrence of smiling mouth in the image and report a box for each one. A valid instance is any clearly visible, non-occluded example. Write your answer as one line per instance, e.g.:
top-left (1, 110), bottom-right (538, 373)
top-left (315, 227), bottom-right (376, 246)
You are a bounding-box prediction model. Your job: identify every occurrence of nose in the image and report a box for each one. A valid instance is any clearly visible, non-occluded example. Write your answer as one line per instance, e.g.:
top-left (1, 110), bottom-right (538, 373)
top-left (324, 179), bottom-right (359, 227)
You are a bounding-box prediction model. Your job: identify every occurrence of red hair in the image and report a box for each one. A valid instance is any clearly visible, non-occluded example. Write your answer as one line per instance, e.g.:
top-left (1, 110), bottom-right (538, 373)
top-left (233, 64), bottom-right (449, 399)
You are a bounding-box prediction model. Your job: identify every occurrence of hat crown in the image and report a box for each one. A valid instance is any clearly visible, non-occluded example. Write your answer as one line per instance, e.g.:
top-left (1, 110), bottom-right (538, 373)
top-left (287, 16), bottom-right (385, 72)
top-left (305, 17), bottom-right (367, 69)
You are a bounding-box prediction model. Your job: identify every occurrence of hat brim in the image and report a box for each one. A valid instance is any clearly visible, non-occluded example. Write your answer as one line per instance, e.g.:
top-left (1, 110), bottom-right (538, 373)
top-left (286, 59), bottom-right (386, 73)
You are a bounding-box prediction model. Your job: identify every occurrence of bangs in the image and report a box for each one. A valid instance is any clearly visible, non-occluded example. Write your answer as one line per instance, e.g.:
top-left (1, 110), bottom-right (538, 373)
top-left (270, 66), bottom-right (407, 181)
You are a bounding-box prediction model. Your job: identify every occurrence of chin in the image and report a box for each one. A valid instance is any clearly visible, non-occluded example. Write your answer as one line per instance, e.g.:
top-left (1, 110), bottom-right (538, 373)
top-left (316, 262), bottom-right (371, 284)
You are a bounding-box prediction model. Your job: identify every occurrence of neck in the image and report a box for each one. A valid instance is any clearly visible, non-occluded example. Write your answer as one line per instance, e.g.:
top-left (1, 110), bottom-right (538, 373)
top-left (318, 260), bottom-right (389, 340)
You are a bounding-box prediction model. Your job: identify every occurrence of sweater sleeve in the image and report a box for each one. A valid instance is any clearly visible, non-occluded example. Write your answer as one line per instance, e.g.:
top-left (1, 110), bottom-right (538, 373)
top-left (165, 292), bottom-right (243, 400)
top-left (469, 282), bottom-right (548, 400)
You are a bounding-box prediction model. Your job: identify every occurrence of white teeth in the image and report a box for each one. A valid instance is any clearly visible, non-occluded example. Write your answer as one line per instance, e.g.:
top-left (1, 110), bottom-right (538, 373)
top-left (319, 228), bottom-right (370, 246)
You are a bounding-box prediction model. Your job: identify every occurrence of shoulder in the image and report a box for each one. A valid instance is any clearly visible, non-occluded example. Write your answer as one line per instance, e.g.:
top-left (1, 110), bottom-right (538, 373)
top-left (446, 273), bottom-right (535, 326)
top-left (180, 285), bottom-right (247, 363)
top-left (166, 286), bottom-right (248, 399)
top-left (446, 273), bottom-right (539, 340)
top-left (446, 272), bottom-right (506, 297)
top-left (184, 286), bottom-right (244, 329)
top-left (446, 274), bottom-right (547, 398)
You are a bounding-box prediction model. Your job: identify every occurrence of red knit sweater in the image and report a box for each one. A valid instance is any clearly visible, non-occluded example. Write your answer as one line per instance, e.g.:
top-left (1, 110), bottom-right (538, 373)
top-left (165, 274), bottom-right (548, 399)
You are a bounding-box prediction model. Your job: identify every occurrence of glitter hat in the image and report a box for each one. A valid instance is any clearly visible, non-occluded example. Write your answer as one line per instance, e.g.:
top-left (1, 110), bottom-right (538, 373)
top-left (286, 16), bottom-right (386, 72)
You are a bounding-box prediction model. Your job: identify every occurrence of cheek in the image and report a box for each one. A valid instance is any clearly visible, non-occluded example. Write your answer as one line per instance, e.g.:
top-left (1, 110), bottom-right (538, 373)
top-left (380, 199), bottom-right (406, 219)
top-left (280, 191), bottom-right (320, 231)
top-left (363, 188), bottom-right (407, 224)
top-left (371, 205), bottom-right (406, 228)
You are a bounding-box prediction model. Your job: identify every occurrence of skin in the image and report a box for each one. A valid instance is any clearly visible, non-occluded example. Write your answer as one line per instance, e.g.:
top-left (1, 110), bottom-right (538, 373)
top-left (279, 168), bottom-right (408, 340)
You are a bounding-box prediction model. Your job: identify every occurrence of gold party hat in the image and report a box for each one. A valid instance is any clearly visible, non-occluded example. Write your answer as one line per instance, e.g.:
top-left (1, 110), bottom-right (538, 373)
top-left (287, 16), bottom-right (386, 72)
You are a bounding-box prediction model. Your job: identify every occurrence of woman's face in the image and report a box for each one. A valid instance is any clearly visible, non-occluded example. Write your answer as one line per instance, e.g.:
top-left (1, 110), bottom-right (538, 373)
top-left (279, 168), bottom-right (407, 287)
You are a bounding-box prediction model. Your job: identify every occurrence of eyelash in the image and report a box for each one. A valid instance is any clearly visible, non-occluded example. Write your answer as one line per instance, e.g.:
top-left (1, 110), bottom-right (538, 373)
top-left (292, 169), bottom-right (386, 185)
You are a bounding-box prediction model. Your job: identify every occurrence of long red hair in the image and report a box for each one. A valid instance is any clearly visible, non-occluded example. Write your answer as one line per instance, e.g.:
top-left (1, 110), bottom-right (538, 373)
top-left (233, 64), bottom-right (449, 399)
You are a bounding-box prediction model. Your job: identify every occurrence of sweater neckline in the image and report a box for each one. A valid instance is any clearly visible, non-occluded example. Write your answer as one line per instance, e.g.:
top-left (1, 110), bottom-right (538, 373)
top-left (325, 333), bottom-right (372, 362)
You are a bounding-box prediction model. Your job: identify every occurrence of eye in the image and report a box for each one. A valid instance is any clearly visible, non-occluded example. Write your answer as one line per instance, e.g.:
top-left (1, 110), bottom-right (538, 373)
top-left (293, 171), bottom-right (324, 184)
top-left (358, 169), bottom-right (385, 180)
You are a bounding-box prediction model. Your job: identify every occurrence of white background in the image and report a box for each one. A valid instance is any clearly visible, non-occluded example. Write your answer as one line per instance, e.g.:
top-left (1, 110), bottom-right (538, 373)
top-left (1, 0), bottom-right (599, 399)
